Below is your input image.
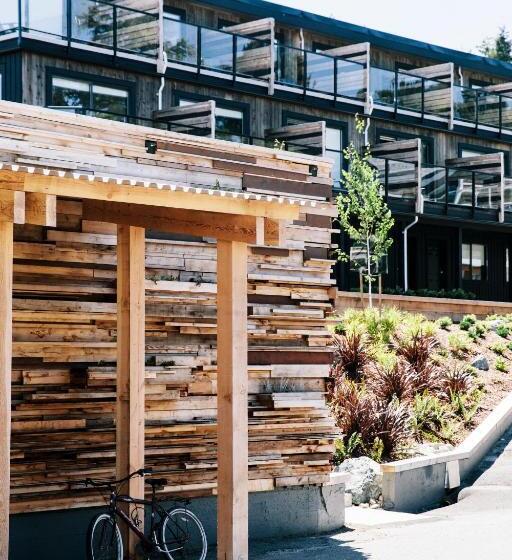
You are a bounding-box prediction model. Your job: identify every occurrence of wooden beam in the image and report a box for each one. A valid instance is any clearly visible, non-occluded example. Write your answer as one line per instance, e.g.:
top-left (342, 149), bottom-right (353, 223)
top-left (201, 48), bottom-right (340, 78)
top-left (116, 225), bottom-right (146, 558)
top-left (0, 190), bottom-right (24, 223)
top-left (25, 192), bottom-right (56, 227)
top-left (83, 200), bottom-right (281, 245)
top-left (216, 240), bottom-right (249, 560)
top-left (18, 173), bottom-right (301, 220)
top-left (0, 220), bottom-right (13, 559)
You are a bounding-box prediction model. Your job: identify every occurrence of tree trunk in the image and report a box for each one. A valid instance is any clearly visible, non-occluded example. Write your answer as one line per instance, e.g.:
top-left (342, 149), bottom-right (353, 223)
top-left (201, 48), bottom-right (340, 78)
top-left (366, 236), bottom-right (372, 308)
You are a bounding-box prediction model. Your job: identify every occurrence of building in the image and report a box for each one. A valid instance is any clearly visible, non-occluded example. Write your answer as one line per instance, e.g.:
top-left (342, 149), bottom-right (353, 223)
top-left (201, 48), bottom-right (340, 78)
top-left (2, 0), bottom-right (512, 301)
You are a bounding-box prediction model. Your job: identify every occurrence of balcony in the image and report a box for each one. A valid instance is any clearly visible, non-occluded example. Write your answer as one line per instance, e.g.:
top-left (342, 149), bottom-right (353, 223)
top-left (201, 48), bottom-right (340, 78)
top-left (3, 3), bottom-right (512, 141)
top-left (373, 140), bottom-right (510, 223)
top-left (1, 0), bottom-right (159, 59)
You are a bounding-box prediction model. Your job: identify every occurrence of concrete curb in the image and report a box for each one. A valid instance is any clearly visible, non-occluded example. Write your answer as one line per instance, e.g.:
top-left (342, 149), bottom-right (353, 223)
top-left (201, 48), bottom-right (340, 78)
top-left (381, 391), bottom-right (512, 512)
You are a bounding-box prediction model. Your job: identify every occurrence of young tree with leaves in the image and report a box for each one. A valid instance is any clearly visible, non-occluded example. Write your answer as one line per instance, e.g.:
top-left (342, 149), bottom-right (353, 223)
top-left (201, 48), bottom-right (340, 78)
top-left (337, 117), bottom-right (394, 308)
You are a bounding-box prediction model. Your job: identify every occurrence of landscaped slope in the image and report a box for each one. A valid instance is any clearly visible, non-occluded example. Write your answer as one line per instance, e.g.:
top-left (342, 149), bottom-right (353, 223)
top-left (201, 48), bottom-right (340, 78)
top-left (329, 309), bottom-right (512, 464)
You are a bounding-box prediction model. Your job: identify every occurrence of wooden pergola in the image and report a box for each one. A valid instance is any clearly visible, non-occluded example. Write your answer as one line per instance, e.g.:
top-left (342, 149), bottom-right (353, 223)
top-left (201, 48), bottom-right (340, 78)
top-left (0, 162), bottom-right (303, 559)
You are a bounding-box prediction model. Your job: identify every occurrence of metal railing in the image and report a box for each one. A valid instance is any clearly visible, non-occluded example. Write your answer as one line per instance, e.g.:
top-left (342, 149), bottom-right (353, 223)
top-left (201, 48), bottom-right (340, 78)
top-left (453, 85), bottom-right (512, 133)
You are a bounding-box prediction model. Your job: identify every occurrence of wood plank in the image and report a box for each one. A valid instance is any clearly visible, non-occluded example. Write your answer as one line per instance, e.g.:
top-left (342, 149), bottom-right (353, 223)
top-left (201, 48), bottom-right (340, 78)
top-left (0, 220), bottom-right (13, 558)
top-left (0, 190), bottom-right (24, 223)
top-left (25, 193), bottom-right (57, 227)
top-left (216, 240), bottom-right (248, 560)
top-left (116, 225), bottom-right (146, 556)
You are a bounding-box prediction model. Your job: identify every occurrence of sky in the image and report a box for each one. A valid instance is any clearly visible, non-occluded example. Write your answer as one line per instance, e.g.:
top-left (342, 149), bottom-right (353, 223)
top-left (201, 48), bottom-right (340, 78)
top-left (274, 0), bottom-right (509, 55)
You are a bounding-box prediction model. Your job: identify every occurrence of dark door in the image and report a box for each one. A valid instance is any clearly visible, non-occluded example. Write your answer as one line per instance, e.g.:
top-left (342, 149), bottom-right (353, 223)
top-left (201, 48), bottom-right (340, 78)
top-left (426, 239), bottom-right (448, 290)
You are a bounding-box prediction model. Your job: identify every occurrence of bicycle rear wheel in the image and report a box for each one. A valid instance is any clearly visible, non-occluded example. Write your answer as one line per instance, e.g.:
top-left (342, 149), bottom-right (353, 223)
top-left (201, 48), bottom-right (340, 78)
top-left (159, 508), bottom-right (207, 560)
top-left (87, 512), bottom-right (123, 560)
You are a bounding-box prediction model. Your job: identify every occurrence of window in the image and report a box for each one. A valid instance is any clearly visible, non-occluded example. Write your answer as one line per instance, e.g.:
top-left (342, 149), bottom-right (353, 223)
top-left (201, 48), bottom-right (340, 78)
top-left (462, 243), bottom-right (487, 281)
top-left (377, 129), bottom-right (434, 164)
top-left (218, 18), bottom-right (237, 29)
top-left (178, 97), bottom-right (246, 142)
top-left (163, 7), bottom-right (186, 21)
top-left (49, 75), bottom-right (130, 121)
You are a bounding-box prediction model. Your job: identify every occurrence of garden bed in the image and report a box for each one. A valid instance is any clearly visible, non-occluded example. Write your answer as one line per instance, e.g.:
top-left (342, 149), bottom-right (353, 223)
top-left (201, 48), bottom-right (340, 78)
top-left (329, 308), bottom-right (512, 464)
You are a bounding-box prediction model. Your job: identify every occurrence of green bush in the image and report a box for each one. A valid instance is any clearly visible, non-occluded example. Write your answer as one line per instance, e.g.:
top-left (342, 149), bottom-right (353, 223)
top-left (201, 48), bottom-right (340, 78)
top-left (474, 321), bottom-right (488, 337)
top-left (459, 314), bottom-right (477, 331)
top-left (450, 389), bottom-right (482, 425)
top-left (448, 333), bottom-right (470, 355)
top-left (496, 357), bottom-right (508, 372)
top-left (507, 341), bottom-right (512, 352)
top-left (496, 324), bottom-right (511, 338)
top-left (410, 394), bottom-right (457, 443)
top-left (490, 342), bottom-right (507, 355)
top-left (467, 326), bottom-right (479, 341)
top-left (437, 316), bottom-right (453, 330)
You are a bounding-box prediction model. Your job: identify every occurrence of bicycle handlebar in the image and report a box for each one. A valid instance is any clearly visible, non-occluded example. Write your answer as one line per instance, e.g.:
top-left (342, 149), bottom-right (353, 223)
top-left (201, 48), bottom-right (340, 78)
top-left (85, 467), bottom-right (153, 488)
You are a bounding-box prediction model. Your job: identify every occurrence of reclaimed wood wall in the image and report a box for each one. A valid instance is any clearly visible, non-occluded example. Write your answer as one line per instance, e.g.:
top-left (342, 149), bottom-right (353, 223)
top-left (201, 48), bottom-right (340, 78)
top-left (0, 102), bottom-right (339, 513)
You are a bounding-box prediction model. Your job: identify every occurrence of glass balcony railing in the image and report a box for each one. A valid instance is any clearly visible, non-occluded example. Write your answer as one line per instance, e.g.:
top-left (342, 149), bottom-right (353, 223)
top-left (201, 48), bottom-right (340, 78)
top-left (453, 85), bottom-right (512, 132)
top-left (372, 157), bottom-right (417, 201)
top-left (2, 0), bottom-right (159, 57)
top-left (422, 164), bottom-right (501, 211)
top-left (370, 67), bottom-right (451, 118)
top-left (274, 44), bottom-right (366, 99)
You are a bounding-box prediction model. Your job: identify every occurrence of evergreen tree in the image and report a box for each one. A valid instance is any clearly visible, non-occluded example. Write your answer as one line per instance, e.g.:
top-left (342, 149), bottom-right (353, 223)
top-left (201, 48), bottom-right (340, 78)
top-left (478, 27), bottom-right (512, 62)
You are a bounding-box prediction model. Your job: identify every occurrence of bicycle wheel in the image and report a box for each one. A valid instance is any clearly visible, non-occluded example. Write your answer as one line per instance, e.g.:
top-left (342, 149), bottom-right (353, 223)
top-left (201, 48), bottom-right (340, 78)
top-left (159, 508), bottom-right (207, 560)
top-left (87, 512), bottom-right (123, 560)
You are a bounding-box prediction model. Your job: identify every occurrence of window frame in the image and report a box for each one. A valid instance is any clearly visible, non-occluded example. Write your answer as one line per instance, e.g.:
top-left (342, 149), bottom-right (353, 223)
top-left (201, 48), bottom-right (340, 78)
top-left (45, 68), bottom-right (136, 120)
top-left (173, 90), bottom-right (250, 139)
top-left (461, 242), bottom-right (487, 281)
top-left (458, 142), bottom-right (510, 176)
top-left (375, 127), bottom-right (435, 165)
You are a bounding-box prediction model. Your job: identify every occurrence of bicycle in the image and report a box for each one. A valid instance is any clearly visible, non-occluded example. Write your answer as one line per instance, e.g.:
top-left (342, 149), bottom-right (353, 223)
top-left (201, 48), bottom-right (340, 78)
top-left (84, 468), bottom-right (207, 560)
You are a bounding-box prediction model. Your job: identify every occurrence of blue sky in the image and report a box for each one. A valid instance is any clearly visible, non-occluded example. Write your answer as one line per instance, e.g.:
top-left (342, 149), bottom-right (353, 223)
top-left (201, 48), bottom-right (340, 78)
top-left (275, 0), bottom-right (509, 54)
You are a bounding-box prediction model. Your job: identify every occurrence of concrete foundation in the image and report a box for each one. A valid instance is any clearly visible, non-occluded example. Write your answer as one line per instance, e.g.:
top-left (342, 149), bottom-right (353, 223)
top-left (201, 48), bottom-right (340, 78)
top-left (9, 483), bottom-right (345, 559)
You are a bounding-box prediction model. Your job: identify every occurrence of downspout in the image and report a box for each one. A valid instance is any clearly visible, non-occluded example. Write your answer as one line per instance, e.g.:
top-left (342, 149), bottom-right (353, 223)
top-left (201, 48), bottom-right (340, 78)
top-left (299, 28), bottom-right (304, 51)
top-left (403, 216), bottom-right (419, 292)
top-left (458, 66), bottom-right (463, 86)
top-left (157, 50), bottom-right (168, 111)
top-left (364, 95), bottom-right (374, 146)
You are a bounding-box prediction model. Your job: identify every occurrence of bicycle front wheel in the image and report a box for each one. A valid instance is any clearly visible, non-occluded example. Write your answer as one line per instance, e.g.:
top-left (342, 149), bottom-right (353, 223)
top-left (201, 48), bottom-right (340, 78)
top-left (87, 512), bottom-right (123, 560)
top-left (160, 508), bottom-right (207, 560)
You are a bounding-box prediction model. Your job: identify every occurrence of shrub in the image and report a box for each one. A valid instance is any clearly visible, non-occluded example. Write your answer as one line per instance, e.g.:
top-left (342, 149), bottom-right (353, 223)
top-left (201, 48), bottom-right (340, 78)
top-left (440, 365), bottom-right (473, 397)
top-left (490, 342), bottom-right (507, 355)
top-left (393, 331), bottom-right (438, 372)
top-left (366, 359), bottom-right (416, 403)
top-left (332, 433), bottom-right (362, 464)
top-left (459, 314), bottom-right (477, 331)
top-left (450, 389), bottom-right (482, 426)
top-left (331, 332), bottom-right (370, 383)
top-left (474, 321), bottom-right (488, 337)
top-left (437, 316), bottom-right (453, 330)
top-left (496, 357), bottom-right (508, 372)
top-left (342, 307), bottom-right (402, 344)
top-left (448, 333), bottom-right (470, 355)
top-left (372, 398), bottom-right (412, 460)
top-left (410, 393), bottom-right (457, 443)
top-left (496, 324), bottom-right (511, 338)
top-left (333, 323), bottom-right (346, 335)
top-left (467, 326), bottom-right (479, 341)
top-left (410, 362), bottom-right (442, 395)
top-left (507, 341), bottom-right (512, 352)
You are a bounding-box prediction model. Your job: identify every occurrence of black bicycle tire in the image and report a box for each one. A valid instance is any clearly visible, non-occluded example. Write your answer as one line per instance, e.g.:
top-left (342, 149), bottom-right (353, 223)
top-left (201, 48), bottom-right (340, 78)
top-left (159, 508), bottom-right (207, 560)
top-left (86, 512), bottom-right (123, 560)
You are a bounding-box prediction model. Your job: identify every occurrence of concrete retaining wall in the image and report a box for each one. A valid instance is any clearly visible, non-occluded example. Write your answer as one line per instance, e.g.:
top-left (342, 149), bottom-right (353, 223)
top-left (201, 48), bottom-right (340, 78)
top-left (381, 392), bottom-right (512, 513)
top-left (9, 481), bottom-right (346, 560)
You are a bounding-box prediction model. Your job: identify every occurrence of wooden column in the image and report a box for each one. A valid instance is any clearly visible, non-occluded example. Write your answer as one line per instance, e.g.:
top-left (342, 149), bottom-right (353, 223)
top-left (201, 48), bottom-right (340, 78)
top-left (216, 240), bottom-right (248, 560)
top-left (0, 220), bottom-right (13, 559)
top-left (116, 225), bottom-right (146, 558)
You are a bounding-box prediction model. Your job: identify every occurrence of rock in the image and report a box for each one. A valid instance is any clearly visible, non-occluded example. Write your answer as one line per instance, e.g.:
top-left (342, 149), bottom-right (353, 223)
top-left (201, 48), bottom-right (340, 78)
top-left (344, 492), bottom-right (353, 507)
top-left (335, 457), bottom-right (382, 505)
top-left (488, 319), bottom-right (504, 332)
top-left (471, 354), bottom-right (489, 371)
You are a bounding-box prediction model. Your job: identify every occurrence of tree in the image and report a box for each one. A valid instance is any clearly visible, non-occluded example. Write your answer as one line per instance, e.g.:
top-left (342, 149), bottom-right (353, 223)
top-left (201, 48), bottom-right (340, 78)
top-left (478, 27), bottom-right (512, 62)
top-left (336, 117), bottom-right (394, 308)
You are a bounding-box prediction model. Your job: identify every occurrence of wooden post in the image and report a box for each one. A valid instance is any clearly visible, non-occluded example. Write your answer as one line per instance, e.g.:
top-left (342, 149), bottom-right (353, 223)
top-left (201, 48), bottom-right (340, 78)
top-left (216, 240), bottom-right (248, 560)
top-left (0, 220), bottom-right (13, 559)
top-left (116, 225), bottom-right (146, 558)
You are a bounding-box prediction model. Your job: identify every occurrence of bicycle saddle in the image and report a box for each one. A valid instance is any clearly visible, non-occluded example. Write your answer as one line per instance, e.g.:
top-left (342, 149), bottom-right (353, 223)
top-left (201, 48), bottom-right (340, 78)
top-left (145, 477), bottom-right (168, 488)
